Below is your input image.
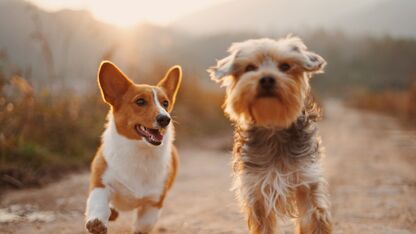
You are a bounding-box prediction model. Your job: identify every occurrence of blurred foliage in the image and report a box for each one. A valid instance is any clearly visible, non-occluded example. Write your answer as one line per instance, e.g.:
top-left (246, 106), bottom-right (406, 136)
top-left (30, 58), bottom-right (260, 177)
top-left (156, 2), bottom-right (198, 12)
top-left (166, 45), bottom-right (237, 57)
top-left (124, 62), bottom-right (229, 144)
top-left (304, 31), bottom-right (416, 94)
top-left (1, 30), bottom-right (416, 190)
top-left (303, 32), bottom-right (416, 127)
top-left (159, 31), bottom-right (416, 96)
top-left (0, 66), bottom-right (228, 190)
top-left (0, 72), bottom-right (107, 189)
top-left (348, 81), bottom-right (416, 127)
top-left (174, 76), bottom-right (229, 142)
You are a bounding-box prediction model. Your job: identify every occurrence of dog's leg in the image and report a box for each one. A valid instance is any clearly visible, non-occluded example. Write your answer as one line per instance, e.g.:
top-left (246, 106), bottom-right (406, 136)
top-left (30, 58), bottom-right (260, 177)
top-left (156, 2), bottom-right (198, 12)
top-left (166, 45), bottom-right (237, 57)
top-left (109, 206), bottom-right (119, 221)
top-left (132, 205), bottom-right (161, 234)
top-left (85, 187), bottom-right (111, 234)
top-left (245, 199), bottom-right (277, 234)
top-left (295, 181), bottom-right (332, 234)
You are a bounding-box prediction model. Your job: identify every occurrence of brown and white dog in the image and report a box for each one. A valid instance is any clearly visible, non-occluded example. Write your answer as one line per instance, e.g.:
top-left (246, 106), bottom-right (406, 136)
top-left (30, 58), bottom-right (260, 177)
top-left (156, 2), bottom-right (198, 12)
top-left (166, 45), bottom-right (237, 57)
top-left (209, 37), bottom-right (332, 234)
top-left (85, 61), bottom-right (182, 234)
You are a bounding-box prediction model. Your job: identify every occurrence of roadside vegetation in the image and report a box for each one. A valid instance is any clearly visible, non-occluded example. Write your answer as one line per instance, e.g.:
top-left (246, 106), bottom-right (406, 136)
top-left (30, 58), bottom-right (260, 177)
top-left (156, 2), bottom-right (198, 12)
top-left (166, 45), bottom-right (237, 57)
top-left (1, 31), bottom-right (415, 191)
top-left (0, 67), bottom-right (226, 191)
top-left (348, 81), bottom-right (416, 127)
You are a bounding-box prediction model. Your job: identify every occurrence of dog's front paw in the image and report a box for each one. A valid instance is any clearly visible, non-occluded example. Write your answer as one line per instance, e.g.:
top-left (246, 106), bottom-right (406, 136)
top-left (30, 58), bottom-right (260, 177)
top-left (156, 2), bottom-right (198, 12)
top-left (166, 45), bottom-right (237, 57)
top-left (86, 218), bottom-right (107, 234)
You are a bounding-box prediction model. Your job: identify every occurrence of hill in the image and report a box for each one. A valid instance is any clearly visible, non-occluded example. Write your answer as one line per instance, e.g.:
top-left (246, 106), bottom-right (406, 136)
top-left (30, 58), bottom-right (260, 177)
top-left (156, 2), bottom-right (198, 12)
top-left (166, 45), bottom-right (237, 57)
top-left (172, 0), bottom-right (416, 38)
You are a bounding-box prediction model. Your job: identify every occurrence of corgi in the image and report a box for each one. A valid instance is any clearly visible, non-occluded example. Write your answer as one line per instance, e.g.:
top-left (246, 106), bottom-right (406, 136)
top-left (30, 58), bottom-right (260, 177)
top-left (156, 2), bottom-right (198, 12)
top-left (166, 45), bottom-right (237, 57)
top-left (85, 61), bottom-right (182, 234)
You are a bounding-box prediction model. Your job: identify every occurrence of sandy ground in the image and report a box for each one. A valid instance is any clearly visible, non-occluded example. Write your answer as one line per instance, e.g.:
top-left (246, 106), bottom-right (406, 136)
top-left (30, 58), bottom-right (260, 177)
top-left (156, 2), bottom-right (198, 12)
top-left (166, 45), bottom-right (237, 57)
top-left (0, 100), bottom-right (415, 234)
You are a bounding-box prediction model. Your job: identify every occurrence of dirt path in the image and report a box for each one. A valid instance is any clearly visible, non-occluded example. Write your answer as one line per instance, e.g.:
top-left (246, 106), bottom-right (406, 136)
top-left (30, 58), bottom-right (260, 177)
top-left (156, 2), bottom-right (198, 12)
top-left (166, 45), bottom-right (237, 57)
top-left (1, 100), bottom-right (415, 234)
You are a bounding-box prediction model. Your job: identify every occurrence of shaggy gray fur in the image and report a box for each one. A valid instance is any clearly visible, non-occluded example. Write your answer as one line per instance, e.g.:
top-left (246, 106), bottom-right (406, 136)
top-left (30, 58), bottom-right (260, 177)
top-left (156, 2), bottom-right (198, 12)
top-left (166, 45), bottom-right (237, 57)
top-left (233, 98), bottom-right (322, 172)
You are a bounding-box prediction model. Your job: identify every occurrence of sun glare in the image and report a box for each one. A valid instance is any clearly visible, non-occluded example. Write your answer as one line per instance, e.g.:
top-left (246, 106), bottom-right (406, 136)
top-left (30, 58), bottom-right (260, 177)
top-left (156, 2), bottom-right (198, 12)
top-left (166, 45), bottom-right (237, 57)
top-left (29, 0), bottom-right (230, 27)
top-left (90, 1), bottom-right (176, 27)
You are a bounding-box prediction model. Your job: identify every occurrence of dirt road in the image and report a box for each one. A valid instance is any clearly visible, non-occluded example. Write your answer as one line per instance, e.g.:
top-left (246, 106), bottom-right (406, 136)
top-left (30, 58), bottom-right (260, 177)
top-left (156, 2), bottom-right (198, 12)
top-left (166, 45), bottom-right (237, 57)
top-left (1, 100), bottom-right (415, 234)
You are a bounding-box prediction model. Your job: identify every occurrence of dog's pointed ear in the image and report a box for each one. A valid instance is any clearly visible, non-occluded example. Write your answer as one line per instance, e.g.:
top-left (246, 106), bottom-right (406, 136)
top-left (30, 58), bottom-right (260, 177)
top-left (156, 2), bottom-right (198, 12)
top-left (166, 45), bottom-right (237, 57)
top-left (283, 36), bottom-right (326, 74)
top-left (208, 44), bottom-right (241, 86)
top-left (158, 65), bottom-right (182, 109)
top-left (97, 61), bottom-right (133, 106)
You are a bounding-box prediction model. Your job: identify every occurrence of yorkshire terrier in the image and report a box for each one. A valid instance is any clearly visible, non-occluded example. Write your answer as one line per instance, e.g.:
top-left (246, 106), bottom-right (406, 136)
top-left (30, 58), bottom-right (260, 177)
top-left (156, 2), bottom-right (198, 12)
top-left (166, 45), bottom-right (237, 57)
top-left (209, 36), bottom-right (332, 234)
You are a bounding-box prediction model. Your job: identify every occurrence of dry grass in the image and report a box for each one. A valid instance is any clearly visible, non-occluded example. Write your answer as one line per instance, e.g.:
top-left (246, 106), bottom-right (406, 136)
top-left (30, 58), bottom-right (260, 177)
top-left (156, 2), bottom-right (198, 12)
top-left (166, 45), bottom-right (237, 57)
top-left (174, 77), bottom-right (229, 143)
top-left (0, 74), bottom-right (106, 189)
top-left (0, 69), bottom-right (227, 190)
top-left (348, 82), bottom-right (416, 127)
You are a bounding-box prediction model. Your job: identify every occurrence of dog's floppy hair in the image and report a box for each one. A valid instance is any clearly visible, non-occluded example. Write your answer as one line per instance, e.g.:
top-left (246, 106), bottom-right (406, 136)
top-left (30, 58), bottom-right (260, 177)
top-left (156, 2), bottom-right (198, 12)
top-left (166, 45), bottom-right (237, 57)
top-left (208, 36), bottom-right (326, 128)
top-left (209, 36), bottom-right (326, 85)
top-left (209, 36), bottom-right (332, 234)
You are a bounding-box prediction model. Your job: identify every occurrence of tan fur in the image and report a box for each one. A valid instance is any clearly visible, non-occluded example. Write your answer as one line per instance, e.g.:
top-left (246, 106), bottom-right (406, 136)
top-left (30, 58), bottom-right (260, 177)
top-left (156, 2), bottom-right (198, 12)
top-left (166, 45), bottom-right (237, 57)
top-left (112, 85), bottom-right (166, 140)
top-left (157, 66), bottom-right (182, 112)
top-left (155, 145), bottom-right (179, 208)
top-left (97, 61), bottom-right (181, 140)
top-left (210, 38), bottom-right (316, 128)
top-left (108, 208), bottom-right (118, 221)
top-left (209, 37), bottom-right (332, 234)
top-left (86, 61), bottom-right (182, 234)
top-left (98, 61), bottom-right (132, 106)
top-left (89, 147), bottom-right (107, 191)
top-left (107, 146), bottom-right (178, 210)
top-left (295, 183), bottom-right (332, 234)
top-left (246, 194), bottom-right (277, 234)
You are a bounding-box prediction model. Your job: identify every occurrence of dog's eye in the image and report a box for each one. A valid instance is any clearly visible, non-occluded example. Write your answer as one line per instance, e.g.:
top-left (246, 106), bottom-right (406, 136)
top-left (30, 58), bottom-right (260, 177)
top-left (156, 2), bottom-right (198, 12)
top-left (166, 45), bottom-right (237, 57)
top-left (279, 63), bottom-right (291, 72)
top-left (162, 100), bottom-right (169, 108)
top-left (245, 64), bottom-right (257, 73)
top-left (136, 98), bottom-right (146, 106)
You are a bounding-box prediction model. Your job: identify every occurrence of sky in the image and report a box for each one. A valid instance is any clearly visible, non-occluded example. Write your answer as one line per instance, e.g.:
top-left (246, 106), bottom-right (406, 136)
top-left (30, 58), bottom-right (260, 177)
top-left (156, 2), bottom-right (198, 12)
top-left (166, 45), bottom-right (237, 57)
top-left (27, 0), bottom-right (230, 27)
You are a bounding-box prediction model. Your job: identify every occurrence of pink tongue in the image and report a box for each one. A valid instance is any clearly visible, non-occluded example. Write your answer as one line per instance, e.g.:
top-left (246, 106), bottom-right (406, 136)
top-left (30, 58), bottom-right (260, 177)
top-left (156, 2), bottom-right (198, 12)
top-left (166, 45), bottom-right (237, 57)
top-left (148, 129), bottom-right (163, 141)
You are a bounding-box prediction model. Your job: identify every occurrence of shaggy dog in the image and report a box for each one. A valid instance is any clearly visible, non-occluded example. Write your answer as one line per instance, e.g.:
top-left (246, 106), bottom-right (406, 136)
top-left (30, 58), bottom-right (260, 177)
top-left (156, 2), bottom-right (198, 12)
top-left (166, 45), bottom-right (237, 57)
top-left (209, 36), bottom-right (332, 234)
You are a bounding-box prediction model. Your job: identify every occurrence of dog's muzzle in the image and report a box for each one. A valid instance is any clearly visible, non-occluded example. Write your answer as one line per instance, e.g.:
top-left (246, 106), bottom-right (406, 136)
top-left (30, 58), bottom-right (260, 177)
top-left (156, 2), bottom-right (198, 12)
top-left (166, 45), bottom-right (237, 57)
top-left (258, 76), bottom-right (276, 97)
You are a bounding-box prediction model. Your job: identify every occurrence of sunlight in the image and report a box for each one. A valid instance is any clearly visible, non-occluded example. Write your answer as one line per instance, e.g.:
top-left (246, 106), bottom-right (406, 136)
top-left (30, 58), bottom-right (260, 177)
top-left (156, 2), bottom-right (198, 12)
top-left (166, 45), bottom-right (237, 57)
top-left (28, 0), bottom-right (230, 27)
top-left (90, 1), bottom-right (179, 27)
top-left (92, 4), bottom-right (144, 27)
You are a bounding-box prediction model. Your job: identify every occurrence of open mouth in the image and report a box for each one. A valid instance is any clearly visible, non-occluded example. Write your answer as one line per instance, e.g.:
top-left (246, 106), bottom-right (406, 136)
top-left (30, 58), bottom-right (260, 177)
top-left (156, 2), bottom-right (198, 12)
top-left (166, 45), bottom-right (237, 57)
top-left (135, 125), bottom-right (164, 146)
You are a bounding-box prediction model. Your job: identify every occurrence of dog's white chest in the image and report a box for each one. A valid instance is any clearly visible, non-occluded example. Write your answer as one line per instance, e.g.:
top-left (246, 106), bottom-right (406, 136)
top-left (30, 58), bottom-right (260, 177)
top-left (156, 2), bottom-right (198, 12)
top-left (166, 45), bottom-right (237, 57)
top-left (101, 117), bottom-right (172, 200)
top-left (103, 153), bottom-right (168, 199)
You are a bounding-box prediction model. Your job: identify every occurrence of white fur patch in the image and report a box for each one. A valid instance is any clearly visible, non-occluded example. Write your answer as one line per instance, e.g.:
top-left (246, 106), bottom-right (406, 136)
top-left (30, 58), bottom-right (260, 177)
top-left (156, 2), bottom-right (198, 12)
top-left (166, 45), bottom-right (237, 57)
top-left (152, 88), bottom-right (169, 116)
top-left (85, 188), bottom-right (111, 225)
top-left (152, 88), bottom-right (170, 128)
top-left (133, 207), bottom-right (161, 233)
top-left (101, 113), bottom-right (173, 209)
top-left (234, 163), bottom-right (323, 221)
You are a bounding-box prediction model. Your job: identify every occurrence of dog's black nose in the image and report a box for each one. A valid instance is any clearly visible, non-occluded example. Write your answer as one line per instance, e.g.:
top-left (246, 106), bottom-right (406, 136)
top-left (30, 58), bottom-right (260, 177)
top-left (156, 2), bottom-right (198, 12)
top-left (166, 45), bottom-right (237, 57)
top-left (259, 76), bottom-right (276, 89)
top-left (156, 114), bottom-right (171, 128)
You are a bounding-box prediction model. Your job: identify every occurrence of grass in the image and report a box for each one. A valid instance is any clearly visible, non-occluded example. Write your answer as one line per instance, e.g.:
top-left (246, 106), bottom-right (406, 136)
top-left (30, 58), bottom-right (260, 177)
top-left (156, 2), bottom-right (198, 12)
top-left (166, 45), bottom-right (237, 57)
top-left (0, 75), bottom-right (106, 189)
top-left (174, 77), bottom-right (228, 142)
top-left (348, 81), bottom-right (416, 127)
top-left (0, 69), bottom-right (227, 191)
